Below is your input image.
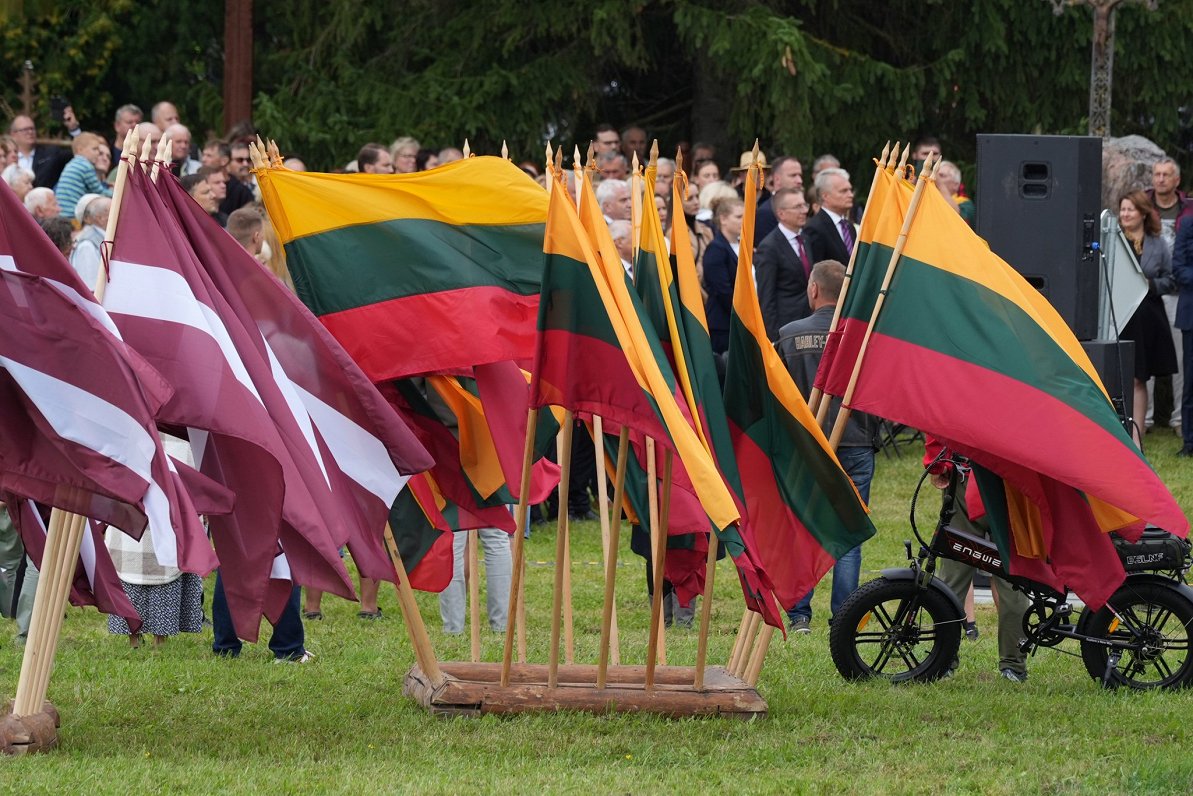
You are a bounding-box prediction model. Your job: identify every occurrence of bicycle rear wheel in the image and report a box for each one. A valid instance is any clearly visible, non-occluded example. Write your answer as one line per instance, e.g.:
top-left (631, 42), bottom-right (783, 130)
top-left (829, 576), bottom-right (962, 683)
top-left (1080, 580), bottom-right (1193, 690)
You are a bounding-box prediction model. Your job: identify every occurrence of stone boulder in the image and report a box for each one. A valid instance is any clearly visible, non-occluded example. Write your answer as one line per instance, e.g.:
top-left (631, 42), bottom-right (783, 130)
top-left (1102, 135), bottom-right (1166, 210)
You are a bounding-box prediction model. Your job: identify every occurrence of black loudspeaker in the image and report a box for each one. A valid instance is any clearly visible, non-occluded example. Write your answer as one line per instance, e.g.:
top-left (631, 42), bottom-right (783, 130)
top-left (977, 135), bottom-right (1102, 340)
top-left (1081, 339), bottom-right (1134, 430)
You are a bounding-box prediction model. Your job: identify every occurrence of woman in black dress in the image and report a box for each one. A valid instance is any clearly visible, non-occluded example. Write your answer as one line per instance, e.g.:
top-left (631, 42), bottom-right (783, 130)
top-left (1119, 190), bottom-right (1177, 446)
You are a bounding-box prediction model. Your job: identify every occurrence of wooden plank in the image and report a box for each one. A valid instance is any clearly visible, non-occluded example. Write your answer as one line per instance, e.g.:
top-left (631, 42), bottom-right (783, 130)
top-left (403, 662), bottom-right (767, 720)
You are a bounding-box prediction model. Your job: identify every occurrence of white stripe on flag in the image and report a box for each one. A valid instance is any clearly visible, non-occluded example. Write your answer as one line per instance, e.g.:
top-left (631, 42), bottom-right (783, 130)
top-left (79, 519), bottom-right (98, 587)
top-left (293, 383), bottom-right (409, 505)
top-left (271, 551), bottom-right (291, 580)
top-left (104, 260), bottom-right (263, 405)
top-left (0, 355), bottom-right (174, 558)
top-left (262, 342), bottom-right (330, 488)
top-left (0, 253), bottom-right (124, 339)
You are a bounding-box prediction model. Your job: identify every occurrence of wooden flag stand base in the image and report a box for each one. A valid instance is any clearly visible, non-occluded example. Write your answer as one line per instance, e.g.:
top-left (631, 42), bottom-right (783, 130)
top-left (0, 700), bottom-right (60, 756)
top-left (403, 661), bottom-right (766, 720)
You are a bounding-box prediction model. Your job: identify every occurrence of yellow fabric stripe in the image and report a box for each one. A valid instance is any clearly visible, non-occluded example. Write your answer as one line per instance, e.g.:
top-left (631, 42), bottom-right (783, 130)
top-left (670, 171), bottom-right (711, 334)
top-left (1004, 483), bottom-right (1047, 560)
top-left (256, 157), bottom-right (549, 244)
top-left (570, 171), bottom-right (740, 531)
top-left (426, 376), bottom-right (506, 500)
top-left (886, 182), bottom-right (1104, 390)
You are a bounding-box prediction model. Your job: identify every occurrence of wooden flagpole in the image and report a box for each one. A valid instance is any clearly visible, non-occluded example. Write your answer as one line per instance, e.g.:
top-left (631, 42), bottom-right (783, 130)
top-left (645, 450), bottom-right (673, 690)
top-left (501, 408), bottom-right (541, 687)
top-left (382, 525), bottom-right (445, 686)
top-left (631, 152), bottom-right (643, 255)
top-left (692, 532), bottom-right (719, 690)
top-left (826, 155), bottom-right (938, 451)
top-left (591, 415), bottom-right (620, 664)
top-left (547, 412), bottom-right (575, 687)
top-left (596, 427), bottom-right (631, 688)
top-left (743, 623), bottom-right (775, 686)
top-left (807, 140), bottom-right (893, 418)
top-left (726, 607), bottom-right (752, 671)
top-left (468, 529), bottom-right (481, 663)
top-left (728, 611), bottom-right (761, 677)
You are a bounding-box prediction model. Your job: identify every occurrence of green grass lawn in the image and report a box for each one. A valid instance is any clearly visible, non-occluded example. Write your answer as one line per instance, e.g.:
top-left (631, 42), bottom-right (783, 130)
top-left (3, 429), bottom-right (1193, 794)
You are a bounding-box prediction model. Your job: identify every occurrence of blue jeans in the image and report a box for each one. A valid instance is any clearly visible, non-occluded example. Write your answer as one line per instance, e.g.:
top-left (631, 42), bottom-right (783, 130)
top-left (788, 445), bottom-right (875, 625)
top-left (212, 572), bottom-right (305, 660)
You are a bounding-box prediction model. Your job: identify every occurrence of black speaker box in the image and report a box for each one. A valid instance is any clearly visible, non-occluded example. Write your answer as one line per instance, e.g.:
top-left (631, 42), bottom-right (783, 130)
top-left (1081, 339), bottom-right (1134, 430)
top-left (977, 135), bottom-right (1102, 340)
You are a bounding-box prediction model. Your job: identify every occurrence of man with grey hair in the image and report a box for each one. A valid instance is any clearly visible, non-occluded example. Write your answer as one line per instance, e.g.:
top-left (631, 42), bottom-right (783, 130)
top-left (112, 103), bottom-right (142, 160)
top-left (151, 101), bottom-right (180, 131)
top-left (608, 219), bottom-right (634, 277)
top-left (811, 154), bottom-right (841, 180)
top-left (596, 178), bottom-right (631, 222)
top-left (71, 195), bottom-right (112, 288)
top-left (597, 150), bottom-right (629, 181)
top-left (804, 167), bottom-right (855, 264)
top-left (438, 146), bottom-right (465, 164)
top-left (1148, 156), bottom-right (1193, 249)
top-left (23, 186), bottom-right (60, 220)
top-left (165, 123), bottom-right (201, 175)
top-left (654, 157), bottom-right (676, 198)
top-left (134, 121), bottom-right (163, 153)
top-left (1147, 156), bottom-right (1192, 432)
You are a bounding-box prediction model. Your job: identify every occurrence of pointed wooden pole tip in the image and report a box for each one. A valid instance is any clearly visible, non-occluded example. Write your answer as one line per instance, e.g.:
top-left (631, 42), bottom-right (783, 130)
top-left (501, 140), bottom-right (509, 161)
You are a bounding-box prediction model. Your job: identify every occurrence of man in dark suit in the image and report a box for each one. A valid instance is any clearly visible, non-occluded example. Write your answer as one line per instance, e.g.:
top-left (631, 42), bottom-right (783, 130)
top-left (755, 188), bottom-right (813, 340)
top-left (8, 115), bottom-right (70, 189)
top-left (754, 155), bottom-right (804, 244)
top-left (1173, 218), bottom-right (1193, 455)
top-left (804, 167), bottom-right (856, 265)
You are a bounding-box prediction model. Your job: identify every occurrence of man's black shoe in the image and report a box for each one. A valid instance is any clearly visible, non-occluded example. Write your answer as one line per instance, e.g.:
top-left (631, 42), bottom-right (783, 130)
top-left (1178, 447), bottom-right (1193, 458)
top-left (569, 509), bottom-right (598, 521)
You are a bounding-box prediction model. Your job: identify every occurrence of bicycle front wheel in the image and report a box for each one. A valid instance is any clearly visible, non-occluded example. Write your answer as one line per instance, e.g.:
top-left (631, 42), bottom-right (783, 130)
top-left (829, 576), bottom-right (962, 684)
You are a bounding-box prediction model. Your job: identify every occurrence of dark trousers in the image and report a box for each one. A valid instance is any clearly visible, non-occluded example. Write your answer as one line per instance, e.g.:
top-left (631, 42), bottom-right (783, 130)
top-left (212, 572), bottom-right (305, 660)
top-left (567, 419), bottom-right (597, 516)
top-left (1182, 331), bottom-right (1193, 449)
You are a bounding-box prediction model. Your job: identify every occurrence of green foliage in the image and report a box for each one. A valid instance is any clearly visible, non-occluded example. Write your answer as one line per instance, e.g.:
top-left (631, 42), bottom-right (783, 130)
top-left (3, 0), bottom-right (1193, 178)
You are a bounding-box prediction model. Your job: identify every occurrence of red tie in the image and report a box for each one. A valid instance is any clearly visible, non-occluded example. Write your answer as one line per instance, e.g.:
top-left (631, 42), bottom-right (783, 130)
top-left (796, 233), bottom-right (812, 277)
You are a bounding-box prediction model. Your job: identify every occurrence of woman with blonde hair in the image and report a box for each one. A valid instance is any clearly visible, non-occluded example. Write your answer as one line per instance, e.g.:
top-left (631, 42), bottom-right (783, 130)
top-left (389, 136), bottom-right (421, 174)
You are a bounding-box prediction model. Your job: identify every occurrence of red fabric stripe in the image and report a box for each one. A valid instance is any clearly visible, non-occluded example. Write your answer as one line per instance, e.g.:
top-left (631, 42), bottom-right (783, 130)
top-left (851, 334), bottom-right (1187, 534)
top-left (730, 420), bottom-right (835, 609)
top-left (321, 288), bottom-right (539, 381)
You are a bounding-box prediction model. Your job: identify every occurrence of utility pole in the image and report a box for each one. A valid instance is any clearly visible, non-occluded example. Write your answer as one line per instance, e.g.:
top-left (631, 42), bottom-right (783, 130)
top-left (1049, 0), bottom-right (1158, 139)
top-left (223, 0), bottom-right (253, 135)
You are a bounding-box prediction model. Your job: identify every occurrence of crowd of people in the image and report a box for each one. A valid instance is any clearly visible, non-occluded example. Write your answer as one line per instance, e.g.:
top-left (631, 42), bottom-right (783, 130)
top-left (3, 103), bottom-right (1188, 678)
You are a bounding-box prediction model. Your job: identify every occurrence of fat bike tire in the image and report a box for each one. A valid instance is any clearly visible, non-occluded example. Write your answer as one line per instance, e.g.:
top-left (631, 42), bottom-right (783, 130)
top-left (1080, 581), bottom-right (1193, 690)
top-left (829, 576), bottom-right (962, 684)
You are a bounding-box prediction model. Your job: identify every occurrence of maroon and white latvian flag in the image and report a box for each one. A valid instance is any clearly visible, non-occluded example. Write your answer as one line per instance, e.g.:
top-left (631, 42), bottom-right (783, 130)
top-left (6, 497), bottom-right (142, 634)
top-left (103, 166), bottom-right (431, 638)
top-left (160, 171), bottom-right (432, 583)
top-left (0, 180), bottom-right (218, 578)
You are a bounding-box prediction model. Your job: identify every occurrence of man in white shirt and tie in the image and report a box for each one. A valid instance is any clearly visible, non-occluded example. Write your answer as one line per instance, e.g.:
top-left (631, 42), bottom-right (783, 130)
top-left (755, 188), bottom-right (813, 340)
top-left (804, 168), bottom-right (856, 266)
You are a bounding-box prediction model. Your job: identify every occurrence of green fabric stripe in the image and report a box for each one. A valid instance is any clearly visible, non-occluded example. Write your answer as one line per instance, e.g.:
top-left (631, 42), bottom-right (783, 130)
top-left (724, 318), bottom-right (875, 559)
top-left (840, 241), bottom-right (889, 322)
top-left (537, 251), bottom-right (625, 348)
top-left (876, 253), bottom-right (1139, 452)
top-left (970, 464), bottom-right (1014, 567)
top-left (388, 489), bottom-right (441, 574)
top-left (283, 219), bottom-right (544, 316)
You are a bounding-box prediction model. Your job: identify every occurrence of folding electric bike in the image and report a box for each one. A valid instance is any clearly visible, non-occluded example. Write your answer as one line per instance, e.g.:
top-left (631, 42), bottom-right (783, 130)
top-left (829, 454), bottom-right (1193, 689)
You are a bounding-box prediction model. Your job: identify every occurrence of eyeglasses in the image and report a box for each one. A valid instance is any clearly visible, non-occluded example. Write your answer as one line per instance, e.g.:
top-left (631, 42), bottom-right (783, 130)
top-left (11, 126), bottom-right (35, 134)
top-left (232, 156), bottom-right (250, 162)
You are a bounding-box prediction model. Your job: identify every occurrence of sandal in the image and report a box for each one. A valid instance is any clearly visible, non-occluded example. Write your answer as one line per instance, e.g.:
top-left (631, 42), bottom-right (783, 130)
top-left (302, 610), bottom-right (323, 620)
top-left (358, 609), bottom-right (383, 620)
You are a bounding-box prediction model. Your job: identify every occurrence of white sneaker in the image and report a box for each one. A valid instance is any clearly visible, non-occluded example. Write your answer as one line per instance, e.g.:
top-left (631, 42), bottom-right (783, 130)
top-left (274, 650), bottom-right (315, 664)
